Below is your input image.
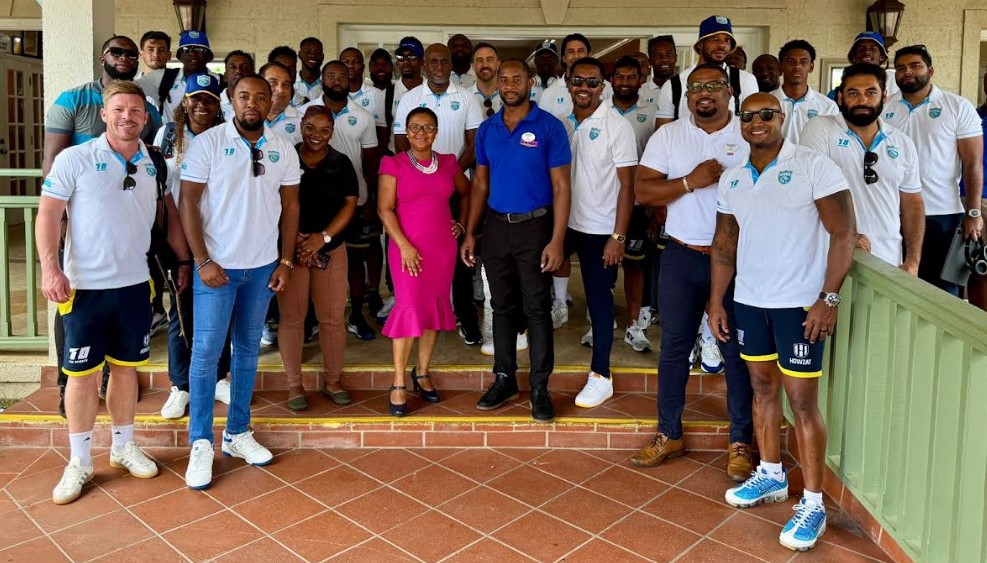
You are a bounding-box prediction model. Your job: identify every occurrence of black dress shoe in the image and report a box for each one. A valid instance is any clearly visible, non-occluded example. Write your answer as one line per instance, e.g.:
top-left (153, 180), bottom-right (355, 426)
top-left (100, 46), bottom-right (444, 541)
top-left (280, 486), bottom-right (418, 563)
top-left (530, 386), bottom-right (555, 422)
top-left (476, 373), bottom-right (519, 411)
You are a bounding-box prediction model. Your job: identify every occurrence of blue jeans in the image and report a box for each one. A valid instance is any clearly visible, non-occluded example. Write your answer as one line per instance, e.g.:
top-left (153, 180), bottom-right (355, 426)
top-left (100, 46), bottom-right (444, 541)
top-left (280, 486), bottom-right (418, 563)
top-left (188, 261), bottom-right (277, 444)
top-left (656, 242), bottom-right (754, 444)
top-left (165, 264), bottom-right (231, 391)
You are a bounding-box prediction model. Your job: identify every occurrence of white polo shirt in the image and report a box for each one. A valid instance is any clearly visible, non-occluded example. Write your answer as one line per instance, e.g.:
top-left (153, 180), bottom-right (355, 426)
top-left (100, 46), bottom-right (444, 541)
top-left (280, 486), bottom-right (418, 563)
top-left (300, 97), bottom-right (378, 205)
top-left (564, 103), bottom-right (639, 234)
top-left (718, 141), bottom-right (848, 308)
top-left (348, 86), bottom-right (387, 129)
top-left (180, 121), bottom-right (302, 269)
top-left (612, 100), bottom-right (658, 157)
top-left (656, 63), bottom-right (759, 120)
top-left (292, 72), bottom-right (322, 107)
top-left (393, 82), bottom-right (483, 157)
top-left (385, 80), bottom-right (415, 153)
top-left (267, 105), bottom-right (303, 145)
top-left (42, 135), bottom-right (158, 289)
top-left (470, 85), bottom-right (503, 116)
top-left (539, 78), bottom-right (615, 122)
top-left (639, 115), bottom-right (749, 245)
top-left (800, 115), bottom-right (921, 266)
top-left (883, 85), bottom-right (983, 215)
top-left (451, 68), bottom-right (476, 89)
top-left (640, 80), bottom-right (665, 106)
top-left (530, 75), bottom-right (560, 105)
top-left (770, 86), bottom-right (838, 144)
top-left (219, 89), bottom-right (234, 122)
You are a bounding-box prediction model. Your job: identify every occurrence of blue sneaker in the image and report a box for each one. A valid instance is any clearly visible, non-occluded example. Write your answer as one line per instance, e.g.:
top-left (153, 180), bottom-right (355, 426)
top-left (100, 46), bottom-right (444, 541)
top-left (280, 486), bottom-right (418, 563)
top-left (780, 498), bottom-right (827, 551)
top-left (724, 466), bottom-right (789, 508)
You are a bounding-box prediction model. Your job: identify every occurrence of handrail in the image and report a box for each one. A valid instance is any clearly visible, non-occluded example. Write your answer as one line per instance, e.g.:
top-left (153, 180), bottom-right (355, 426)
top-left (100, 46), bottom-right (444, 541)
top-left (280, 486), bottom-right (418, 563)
top-left (818, 251), bottom-right (987, 563)
top-left (0, 169), bottom-right (42, 178)
top-left (0, 193), bottom-right (45, 351)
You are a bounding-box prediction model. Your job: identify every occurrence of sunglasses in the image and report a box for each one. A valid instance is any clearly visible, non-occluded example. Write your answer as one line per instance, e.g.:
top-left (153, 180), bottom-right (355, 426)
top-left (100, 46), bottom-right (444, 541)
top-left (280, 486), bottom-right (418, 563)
top-left (738, 108), bottom-right (784, 123)
top-left (122, 162), bottom-right (137, 191)
top-left (569, 76), bottom-right (602, 88)
top-left (863, 150), bottom-right (879, 184)
top-left (395, 54), bottom-right (420, 62)
top-left (407, 123), bottom-right (437, 134)
top-left (686, 81), bottom-right (729, 93)
top-left (182, 46), bottom-right (209, 55)
top-left (251, 148), bottom-right (266, 177)
top-left (483, 98), bottom-right (494, 117)
top-left (104, 47), bottom-right (140, 61)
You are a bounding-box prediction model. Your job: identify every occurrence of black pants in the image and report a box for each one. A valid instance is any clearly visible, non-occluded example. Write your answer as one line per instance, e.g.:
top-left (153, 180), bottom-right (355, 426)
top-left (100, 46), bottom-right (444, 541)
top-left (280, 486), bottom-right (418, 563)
top-left (656, 242), bottom-right (754, 444)
top-left (919, 213), bottom-right (963, 297)
top-left (565, 229), bottom-right (617, 376)
top-left (482, 212), bottom-right (554, 389)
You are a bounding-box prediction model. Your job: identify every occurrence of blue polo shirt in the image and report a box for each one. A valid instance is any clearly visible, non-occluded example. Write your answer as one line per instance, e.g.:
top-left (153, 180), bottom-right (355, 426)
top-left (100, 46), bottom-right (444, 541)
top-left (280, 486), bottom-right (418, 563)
top-left (959, 104), bottom-right (987, 198)
top-left (475, 102), bottom-right (571, 213)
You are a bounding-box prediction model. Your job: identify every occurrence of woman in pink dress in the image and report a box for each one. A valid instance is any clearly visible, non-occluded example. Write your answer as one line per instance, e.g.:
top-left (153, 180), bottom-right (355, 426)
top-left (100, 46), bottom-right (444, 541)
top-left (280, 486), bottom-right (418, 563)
top-left (378, 107), bottom-right (470, 417)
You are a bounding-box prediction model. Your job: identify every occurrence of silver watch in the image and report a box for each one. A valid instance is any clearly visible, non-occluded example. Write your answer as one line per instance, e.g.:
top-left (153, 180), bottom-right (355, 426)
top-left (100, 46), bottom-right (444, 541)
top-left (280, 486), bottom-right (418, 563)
top-left (819, 292), bottom-right (840, 308)
top-left (322, 231), bottom-right (332, 244)
top-left (967, 208), bottom-right (982, 218)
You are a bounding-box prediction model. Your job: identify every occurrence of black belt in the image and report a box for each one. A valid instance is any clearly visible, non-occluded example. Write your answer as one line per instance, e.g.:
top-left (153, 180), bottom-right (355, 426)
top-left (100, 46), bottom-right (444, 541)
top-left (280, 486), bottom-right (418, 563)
top-left (489, 207), bottom-right (549, 224)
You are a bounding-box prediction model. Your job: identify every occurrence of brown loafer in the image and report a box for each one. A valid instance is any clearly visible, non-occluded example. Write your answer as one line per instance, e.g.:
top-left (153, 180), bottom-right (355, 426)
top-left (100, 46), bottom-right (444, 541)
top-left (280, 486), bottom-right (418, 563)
top-left (631, 432), bottom-right (685, 467)
top-left (727, 442), bottom-right (754, 482)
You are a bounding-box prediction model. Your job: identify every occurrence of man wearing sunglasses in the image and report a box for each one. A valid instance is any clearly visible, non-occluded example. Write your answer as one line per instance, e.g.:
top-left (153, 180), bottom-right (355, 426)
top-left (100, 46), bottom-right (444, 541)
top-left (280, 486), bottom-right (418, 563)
top-left (633, 64), bottom-right (755, 482)
top-left (801, 64), bottom-right (924, 272)
top-left (771, 40), bottom-right (838, 144)
top-left (137, 30), bottom-right (219, 125)
top-left (39, 81), bottom-right (170, 505)
top-left (381, 37), bottom-right (425, 156)
top-left (655, 15), bottom-right (758, 126)
top-left (884, 45), bottom-right (984, 296)
top-left (711, 92), bottom-right (855, 552)
top-left (179, 74), bottom-right (301, 490)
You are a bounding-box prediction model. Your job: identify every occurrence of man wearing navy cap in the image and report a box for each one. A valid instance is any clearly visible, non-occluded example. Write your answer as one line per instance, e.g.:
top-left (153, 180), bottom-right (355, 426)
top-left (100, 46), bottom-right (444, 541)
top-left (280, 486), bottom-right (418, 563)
top-left (137, 29), bottom-right (219, 124)
top-left (530, 40), bottom-right (561, 105)
top-left (827, 32), bottom-right (899, 100)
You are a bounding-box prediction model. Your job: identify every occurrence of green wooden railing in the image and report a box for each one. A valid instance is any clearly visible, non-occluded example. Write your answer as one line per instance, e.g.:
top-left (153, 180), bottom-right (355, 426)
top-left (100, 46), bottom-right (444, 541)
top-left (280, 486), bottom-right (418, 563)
top-left (819, 251), bottom-right (987, 563)
top-left (0, 168), bottom-right (45, 351)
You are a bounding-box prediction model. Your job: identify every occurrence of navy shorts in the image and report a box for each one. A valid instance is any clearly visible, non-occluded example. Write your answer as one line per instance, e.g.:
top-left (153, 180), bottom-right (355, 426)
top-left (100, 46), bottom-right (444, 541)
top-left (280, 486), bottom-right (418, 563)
top-left (623, 206), bottom-right (653, 262)
top-left (58, 281), bottom-right (153, 377)
top-left (734, 302), bottom-right (824, 378)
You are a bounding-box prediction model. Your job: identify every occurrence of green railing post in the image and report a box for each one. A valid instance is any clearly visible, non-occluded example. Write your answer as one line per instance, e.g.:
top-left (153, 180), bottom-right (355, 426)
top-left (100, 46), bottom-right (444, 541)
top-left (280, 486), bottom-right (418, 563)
top-left (23, 207), bottom-right (38, 337)
top-left (0, 206), bottom-right (10, 337)
top-left (0, 169), bottom-right (47, 351)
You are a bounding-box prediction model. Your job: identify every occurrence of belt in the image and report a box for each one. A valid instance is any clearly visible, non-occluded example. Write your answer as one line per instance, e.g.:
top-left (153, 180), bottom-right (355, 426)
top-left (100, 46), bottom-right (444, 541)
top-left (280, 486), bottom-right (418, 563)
top-left (669, 236), bottom-right (711, 255)
top-left (490, 207), bottom-right (550, 224)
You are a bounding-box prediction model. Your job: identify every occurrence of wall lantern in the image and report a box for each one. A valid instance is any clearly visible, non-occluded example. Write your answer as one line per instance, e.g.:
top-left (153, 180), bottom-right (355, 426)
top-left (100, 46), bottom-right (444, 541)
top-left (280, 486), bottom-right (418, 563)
top-left (866, 0), bottom-right (905, 48)
top-left (173, 0), bottom-right (207, 32)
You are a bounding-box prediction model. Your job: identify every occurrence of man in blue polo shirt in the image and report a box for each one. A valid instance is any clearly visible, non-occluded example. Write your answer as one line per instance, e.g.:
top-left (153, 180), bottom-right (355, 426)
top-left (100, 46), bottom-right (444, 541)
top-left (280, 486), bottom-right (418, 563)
top-left (461, 58), bottom-right (571, 422)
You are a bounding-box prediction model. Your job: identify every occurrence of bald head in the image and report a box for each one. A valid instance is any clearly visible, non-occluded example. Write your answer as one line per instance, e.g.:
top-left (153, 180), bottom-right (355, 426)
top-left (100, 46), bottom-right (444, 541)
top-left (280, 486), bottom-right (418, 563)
top-left (741, 92), bottom-right (781, 112)
top-left (424, 44), bottom-right (452, 86)
top-left (739, 93), bottom-right (784, 148)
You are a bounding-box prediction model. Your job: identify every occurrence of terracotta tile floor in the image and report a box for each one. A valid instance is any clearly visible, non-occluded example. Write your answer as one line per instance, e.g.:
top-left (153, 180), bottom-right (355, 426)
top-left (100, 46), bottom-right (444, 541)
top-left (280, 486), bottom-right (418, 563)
top-left (0, 447), bottom-right (892, 562)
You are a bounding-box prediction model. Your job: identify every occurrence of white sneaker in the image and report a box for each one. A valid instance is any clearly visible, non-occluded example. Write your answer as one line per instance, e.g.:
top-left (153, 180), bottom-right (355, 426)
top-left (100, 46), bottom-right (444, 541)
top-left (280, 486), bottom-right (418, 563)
top-left (149, 312), bottom-right (168, 337)
top-left (700, 336), bottom-right (725, 373)
top-left (574, 371), bottom-right (614, 408)
top-left (624, 322), bottom-right (652, 353)
top-left (480, 340), bottom-right (495, 356)
top-left (688, 334), bottom-right (701, 366)
top-left (222, 430), bottom-right (273, 466)
top-left (375, 296), bottom-right (395, 324)
top-left (581, 328), bottom-right (593, 348)
top-left (637, 308), bottom-right (653, 331)
top-left (52, 457), bottom-right (94, 505)
top-left (109, 441), bottom-right (159, 479)
top-left (161, 386), bottom-right (190, 419)
top-left (481, 332), bottom-right (529, 356)
top-left (551, 299), bottom-right (568, 330)
top-left (185, 439), bottom-right (214, 490)
top-left (214, 378), bottom-right (231, 405)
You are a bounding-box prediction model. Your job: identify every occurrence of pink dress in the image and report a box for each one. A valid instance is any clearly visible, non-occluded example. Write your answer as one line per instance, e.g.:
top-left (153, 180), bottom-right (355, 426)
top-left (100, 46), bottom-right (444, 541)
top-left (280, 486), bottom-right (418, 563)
top-left (380, 152), bottom-right (459, 338)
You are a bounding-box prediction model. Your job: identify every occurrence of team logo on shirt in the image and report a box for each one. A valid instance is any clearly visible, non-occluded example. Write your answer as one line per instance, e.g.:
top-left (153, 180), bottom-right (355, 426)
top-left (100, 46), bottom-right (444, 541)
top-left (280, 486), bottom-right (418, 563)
top-left (636, 114), bottom-right (647, 122)
top-left (451, 101), bottom-right (461, 111)
top-left (285, 123), bottom-right (296, 133)
top-left (729, 179), bottom-right (739, 189)
top-left (793, 343), bottom-right (810, 359)
top-left (145, 164), bottom-right (157, 177)
top-left (807, 109), bottom-right (818, 118)
top-left (344, 116), bottom-right (354, 126)
top-left (520, 131), bottom-right (538, 148)
top-left (778, 170), bottom-right (792, 184)
top-left (589, 127), bottom-right (601, 140)
top-left (196, 75), bottom-right (211, 87)
top-left (361, 98), bottom-right (370, 107)
top-left (95, 163), bottom-right (107, 172)
top-left (887, 146), bottom-right (900, 159)
top-left (268, 150), bottom-right (280, 163)
top-left (929, 107), bottom-right (942, 119)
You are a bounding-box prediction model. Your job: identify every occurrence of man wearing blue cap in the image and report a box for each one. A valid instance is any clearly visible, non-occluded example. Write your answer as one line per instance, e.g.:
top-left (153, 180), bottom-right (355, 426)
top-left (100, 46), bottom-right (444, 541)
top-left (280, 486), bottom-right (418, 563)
top-left (827, 32), bottom-right (899, 101)
top-left (137, 29), bottom-right (219, 124)
top-left (530, 40), bottom-right (561, 105)
top-left (655, 15), bottom-right (759, 125)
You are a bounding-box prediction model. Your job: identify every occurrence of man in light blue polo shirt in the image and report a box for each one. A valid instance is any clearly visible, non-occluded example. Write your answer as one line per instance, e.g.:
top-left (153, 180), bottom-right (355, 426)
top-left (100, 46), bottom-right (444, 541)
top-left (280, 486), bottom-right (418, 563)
top-left (461, 59), bottom-right (571, 422)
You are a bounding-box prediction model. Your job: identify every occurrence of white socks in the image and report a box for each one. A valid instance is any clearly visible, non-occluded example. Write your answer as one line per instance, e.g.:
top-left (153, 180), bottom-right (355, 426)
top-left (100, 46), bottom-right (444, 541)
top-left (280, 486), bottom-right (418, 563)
top-left (803, 490), bottom-right (824, 507)
top-left (553, 276), bottom-right (569, 303)
top-left (761, 460), bottom-right (785, 482)
top-left (111, 424), bottom-right (134, 454)
top-left (69, 431), bottom-right (93, 467)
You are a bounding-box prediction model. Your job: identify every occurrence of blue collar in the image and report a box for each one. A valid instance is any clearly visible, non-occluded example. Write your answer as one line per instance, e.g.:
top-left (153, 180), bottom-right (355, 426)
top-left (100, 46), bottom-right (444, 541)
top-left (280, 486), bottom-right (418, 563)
top-left (845, 125), bottom-right (887, 152)
top-left (901, 94), bottom-right (932, 112)
top-left (612, 102), bottom-right (639, 116)
top-left (267, 111), bottom-right (288, 126)
top-left (744, 156), bottom-right (780, 184)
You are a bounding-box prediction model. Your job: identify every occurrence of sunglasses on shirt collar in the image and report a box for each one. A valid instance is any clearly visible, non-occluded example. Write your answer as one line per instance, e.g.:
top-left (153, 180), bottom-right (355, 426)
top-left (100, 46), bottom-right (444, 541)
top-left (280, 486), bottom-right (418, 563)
top-left (251, 148), bottom-right (266, 177)
top-left (483, 98), bottom-right (495, 117)
top-left (863, 150), bottom-right (879, 185)
top-left (122, 162), bottom-right (137, 191)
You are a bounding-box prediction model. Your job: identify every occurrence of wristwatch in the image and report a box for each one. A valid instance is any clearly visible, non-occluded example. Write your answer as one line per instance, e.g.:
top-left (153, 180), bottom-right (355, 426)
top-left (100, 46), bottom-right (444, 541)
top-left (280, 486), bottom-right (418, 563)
top-left (611, 232), bottom-right (627, 243)
top-left (967, 208), bottom-right (982, 218)
top-left (819, 291), bottom-right (841, 308)
top-left (322, 230), bottom-right (332, 244)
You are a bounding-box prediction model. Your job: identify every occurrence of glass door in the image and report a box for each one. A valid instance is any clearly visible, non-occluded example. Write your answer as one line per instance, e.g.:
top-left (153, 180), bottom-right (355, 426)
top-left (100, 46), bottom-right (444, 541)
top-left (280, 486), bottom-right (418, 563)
top-left (0, 56), bottom-right (44, 196)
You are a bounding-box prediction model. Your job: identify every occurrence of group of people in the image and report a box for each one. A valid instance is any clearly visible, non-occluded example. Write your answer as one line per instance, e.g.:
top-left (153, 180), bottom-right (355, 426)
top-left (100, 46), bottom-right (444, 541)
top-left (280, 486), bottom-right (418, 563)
top-left (38, 12), bottom-right (985, 554)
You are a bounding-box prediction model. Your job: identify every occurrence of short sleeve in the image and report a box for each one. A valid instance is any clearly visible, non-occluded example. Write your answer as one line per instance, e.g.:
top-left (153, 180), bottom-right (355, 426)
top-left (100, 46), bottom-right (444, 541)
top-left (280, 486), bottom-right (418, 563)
top-left (737, 72), bottom-right (760, 105)
top-left (44, 91), bottom-right (78, 134)
top-left (179, 135), bottom-right (210, 183)
top-left (41, 150), bottom-right (77, 201)
top-left (811, 153), bottom-right (849, 201)
top-left (639, 127), bottom-right (671, 173)
top-left (546, 117), bottom-right (572, 169)
top-left (359, 117), bottom-right (378, 149)
top-left (441, 153), bottom-right (461, 178)
top-left (152, 125), bottom-right (166, 148)
top-left (464, 94), bottom-right (484, 131)
top-left (393, 95), bottom-right (413, 136)
top-left (379, 154), bottom-right (399, 177)
top-left (474, 122), bottom-right (490, 167)
top-left (279, 143), bottom-right (302, 186)
top-left (898, 135), bottom-right (922, 193)
top-left (716, 175), bottom-right (733, 215)
top-left (655, 78), bottom-right (676, 119)
top-left (798, 117), bottom-right (829, 155)
top-left (955, 97), bottom-right (983, 140)
top-left (371, 90), bottom-right (387, 129)
top-left (610, 117), bottom-right (639, 167)
top-left (336, 152), bottom-right (360, 198)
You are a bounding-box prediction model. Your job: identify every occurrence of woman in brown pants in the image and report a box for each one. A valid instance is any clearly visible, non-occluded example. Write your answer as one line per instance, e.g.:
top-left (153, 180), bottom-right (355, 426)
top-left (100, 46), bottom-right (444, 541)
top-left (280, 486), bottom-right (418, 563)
top-left (278, 106), bottom-right (358, 410)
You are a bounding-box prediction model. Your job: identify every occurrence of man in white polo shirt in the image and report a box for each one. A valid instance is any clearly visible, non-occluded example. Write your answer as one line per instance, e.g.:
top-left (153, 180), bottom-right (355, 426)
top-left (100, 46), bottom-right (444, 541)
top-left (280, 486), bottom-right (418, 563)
top-left (655, 16), bottom-right (758, 126)
top-left (261, 61), bottom-right (302, 145)
top-left (539, 34), bottom-right (614, 122)
top-left (470, 42), bottom-right (502, 119)
top-left (530, 41), bottom-right (561, 105)
top-left (448, 34), bottom-right (476, 88)
top-left (632, 64), bottom-right (755, 481)
top-left (801, 64), bottom-right (924, 270)
top-left (884, 45), bottom-right (984, 295)
top-left (394, 43), bottom-right (485, 346)
top-left (710, 93), bottom-right (855, 552)
top-left (561, 57), bottom-right (637, 408)
top-left (179, 74), bottom-right (301, 490)
top-left (295, 38), bottom-right (324, 106)
top-left (137, 30), bottom-right (219, 125)
top-left (341, 47), bottom-right (388, 149)
top-left (38, 81), bottom-right (169, 504)
top-left (771, 39), bottom-right (837, 143)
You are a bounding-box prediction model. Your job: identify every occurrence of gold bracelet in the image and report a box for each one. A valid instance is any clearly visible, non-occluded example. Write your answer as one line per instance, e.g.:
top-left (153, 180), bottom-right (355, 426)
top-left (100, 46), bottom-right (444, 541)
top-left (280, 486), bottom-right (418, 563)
top-left (682, 176), bottom-right (693, 193)
top-left (279, 258), bottom-right (294, 270)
